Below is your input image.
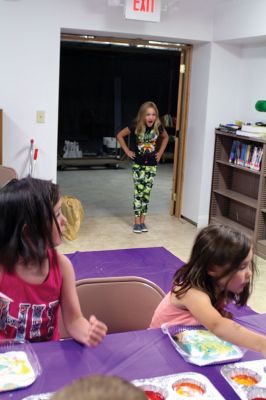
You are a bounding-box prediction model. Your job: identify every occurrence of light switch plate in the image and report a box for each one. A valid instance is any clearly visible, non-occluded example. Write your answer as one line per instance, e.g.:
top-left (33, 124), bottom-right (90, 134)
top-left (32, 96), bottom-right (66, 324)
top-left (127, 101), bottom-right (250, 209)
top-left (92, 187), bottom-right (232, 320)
top-left (36, 110), bottom-right (45, 123)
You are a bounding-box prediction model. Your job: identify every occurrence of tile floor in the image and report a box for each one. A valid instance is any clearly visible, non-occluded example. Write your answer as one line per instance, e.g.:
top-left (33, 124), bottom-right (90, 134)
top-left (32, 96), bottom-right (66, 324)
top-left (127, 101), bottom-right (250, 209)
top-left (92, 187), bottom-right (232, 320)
top-left (57, 163), bottom-right (266, 314)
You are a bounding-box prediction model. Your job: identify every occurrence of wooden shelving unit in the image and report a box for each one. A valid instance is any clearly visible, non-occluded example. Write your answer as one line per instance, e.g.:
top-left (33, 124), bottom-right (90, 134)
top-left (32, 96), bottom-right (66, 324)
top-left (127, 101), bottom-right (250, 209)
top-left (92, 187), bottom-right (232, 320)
top-left (209, 129), bottom-right (266, 258)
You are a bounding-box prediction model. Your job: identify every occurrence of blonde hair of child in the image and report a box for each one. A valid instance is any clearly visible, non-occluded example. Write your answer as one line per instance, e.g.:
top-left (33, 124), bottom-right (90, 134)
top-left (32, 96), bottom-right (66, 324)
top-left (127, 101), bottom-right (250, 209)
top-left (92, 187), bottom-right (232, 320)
top-left (51, 375), bottom-right (146, 400)
top-left (135, 101), bottom-right (161, 136)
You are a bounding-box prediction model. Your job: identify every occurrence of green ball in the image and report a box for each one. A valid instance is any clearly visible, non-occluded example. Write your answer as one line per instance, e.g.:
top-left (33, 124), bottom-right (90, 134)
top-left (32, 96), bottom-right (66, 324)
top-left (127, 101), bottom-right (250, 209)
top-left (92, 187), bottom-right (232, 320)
top-left (255, 100), bottom-right (266, 112)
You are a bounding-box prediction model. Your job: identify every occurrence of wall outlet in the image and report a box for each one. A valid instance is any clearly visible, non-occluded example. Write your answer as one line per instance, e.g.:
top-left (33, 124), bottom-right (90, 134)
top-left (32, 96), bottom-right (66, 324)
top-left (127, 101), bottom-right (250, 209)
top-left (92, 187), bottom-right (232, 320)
top-left (36, 110), bottom-right (45, 123)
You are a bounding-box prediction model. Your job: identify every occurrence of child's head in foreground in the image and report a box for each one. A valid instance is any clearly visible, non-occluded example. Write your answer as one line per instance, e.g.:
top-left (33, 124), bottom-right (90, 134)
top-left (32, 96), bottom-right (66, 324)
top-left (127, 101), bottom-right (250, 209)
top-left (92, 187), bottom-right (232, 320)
top-left (173, 224), bottom-right (255, 309)
top-left (51, 375), bottom-right (147, 400)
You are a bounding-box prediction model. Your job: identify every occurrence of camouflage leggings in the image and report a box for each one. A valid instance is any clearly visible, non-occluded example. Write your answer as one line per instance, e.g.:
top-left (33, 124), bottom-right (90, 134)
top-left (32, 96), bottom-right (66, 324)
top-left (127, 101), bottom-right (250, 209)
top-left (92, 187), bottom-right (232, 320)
top-left (132, 164), bottom-right (157, 216)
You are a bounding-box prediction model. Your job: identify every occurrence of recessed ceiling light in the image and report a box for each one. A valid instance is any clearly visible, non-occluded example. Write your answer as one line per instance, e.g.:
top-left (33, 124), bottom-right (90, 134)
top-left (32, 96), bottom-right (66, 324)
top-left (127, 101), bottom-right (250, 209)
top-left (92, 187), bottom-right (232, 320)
top-left (149, 40), bottom-right (181, 46)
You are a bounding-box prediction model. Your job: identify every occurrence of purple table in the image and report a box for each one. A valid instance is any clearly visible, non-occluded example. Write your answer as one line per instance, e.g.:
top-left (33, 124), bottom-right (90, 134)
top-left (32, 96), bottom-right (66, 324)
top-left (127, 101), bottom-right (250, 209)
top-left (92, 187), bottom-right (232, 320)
top-left (66, 247), bottom-right (256, 317)
top-left (4, 313), bottom-right (266, 400)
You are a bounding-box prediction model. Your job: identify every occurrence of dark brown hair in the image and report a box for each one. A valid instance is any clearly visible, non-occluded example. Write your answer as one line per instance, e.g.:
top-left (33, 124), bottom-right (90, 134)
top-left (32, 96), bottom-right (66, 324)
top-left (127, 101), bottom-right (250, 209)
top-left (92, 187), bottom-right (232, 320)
top-left (172, 224), bottom-right (256, 310)
top-left (0, 177), bottom-right (60, 272)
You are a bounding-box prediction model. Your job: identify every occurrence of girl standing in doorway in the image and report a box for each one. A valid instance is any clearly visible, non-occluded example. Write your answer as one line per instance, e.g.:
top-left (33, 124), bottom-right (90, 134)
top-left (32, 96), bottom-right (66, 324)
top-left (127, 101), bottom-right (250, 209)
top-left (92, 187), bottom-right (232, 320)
top-left (117, 101), bottom-right (168, 233)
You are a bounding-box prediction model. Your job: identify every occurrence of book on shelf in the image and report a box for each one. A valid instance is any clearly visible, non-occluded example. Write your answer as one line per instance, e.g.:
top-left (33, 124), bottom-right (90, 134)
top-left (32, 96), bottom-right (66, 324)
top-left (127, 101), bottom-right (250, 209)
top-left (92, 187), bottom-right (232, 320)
top-left (236, 130), bottom-right (266, 139)
top-left (228, 140), bottom-right (263, 171)
top-left (237, 124), bottom-right (266, 138)
top-left (235, 141), bottom-right (241, 165)
top-left (239, 143), bottom-right (247, 167)
top-left (252, 147), bottom-right (263, 171)
top-left (229, 140), bottom-right (239, 163)
top-left (245, 144), bottom-right (251, 168)
top-left (219, 124), bottom-right (240, 133)
top-left (241, 124), bottom-right (266, 133)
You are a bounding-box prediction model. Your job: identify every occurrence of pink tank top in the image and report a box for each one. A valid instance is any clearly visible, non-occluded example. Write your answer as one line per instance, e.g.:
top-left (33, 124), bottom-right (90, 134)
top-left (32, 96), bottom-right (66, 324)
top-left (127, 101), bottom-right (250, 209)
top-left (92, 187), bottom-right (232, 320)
top-left (0, 248), bottom-right (62, 341)
top-left (149, 292), bottom-right (199, 328)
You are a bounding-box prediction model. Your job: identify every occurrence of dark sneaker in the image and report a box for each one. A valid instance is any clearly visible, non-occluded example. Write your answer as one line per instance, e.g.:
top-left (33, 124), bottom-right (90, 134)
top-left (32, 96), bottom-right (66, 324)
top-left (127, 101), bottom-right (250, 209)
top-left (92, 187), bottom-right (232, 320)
top-left (141, 223), bottom-right (148, 232)
top-left (133, 224), bottom-right (142, 233)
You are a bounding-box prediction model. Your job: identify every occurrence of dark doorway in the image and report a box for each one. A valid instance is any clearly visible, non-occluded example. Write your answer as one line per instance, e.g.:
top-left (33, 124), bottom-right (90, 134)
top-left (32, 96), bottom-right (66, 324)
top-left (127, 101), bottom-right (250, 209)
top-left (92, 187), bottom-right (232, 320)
top-left (58, 40), bottom-right (180, 158)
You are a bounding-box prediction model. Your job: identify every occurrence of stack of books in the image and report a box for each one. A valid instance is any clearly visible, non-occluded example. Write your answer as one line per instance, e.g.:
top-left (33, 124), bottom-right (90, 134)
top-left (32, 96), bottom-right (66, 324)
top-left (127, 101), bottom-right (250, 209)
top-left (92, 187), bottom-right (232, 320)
top-left (237, 124), bottom-right (266, 138)
top-left (219, 124), bottom-right (240, 133)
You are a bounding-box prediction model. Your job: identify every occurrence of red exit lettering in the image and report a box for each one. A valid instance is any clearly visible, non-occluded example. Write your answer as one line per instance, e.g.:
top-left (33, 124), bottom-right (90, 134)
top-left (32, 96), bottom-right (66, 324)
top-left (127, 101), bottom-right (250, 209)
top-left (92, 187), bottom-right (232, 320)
top-left (133, 0), bottom-right (155, 13)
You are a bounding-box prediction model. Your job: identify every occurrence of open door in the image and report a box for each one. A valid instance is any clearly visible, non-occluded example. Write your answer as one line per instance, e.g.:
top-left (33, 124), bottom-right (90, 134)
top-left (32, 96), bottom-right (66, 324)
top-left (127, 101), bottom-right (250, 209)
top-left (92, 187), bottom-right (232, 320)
top-left (0, 110), bottom-right (2, 165)
top-left (171, 46), bottom-right (192, 217)
top-left (60, 33), bottom-right (192, 218)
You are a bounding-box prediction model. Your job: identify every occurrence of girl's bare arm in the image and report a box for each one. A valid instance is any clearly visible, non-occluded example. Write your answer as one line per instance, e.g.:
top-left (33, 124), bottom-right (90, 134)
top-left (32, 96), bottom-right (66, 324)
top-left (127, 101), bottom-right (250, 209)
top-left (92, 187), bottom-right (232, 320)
top-left (175, 288), bottom-right (266, 356)
top-left (156, 130), bottom-right (169, 162)
top-left (117, 127), bottom-right (135, 159)
top-left (59, 253), bottom-right (107, 346)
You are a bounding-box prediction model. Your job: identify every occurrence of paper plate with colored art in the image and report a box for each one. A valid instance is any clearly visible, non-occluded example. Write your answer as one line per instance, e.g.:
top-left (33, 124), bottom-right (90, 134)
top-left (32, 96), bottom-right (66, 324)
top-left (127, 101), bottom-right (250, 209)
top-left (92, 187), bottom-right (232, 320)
top-left (0, 339), bottom-right (41, 392)
top-left (162, 324), bottom-right (244, 366)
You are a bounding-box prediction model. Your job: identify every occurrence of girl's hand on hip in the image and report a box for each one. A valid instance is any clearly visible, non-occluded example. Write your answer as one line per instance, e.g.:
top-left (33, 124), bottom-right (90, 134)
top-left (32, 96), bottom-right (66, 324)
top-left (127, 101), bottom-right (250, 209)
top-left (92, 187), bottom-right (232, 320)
top-left (126, 150), bottom-right (136, 160)
top-left (156, 151), bottom-right (163, 163)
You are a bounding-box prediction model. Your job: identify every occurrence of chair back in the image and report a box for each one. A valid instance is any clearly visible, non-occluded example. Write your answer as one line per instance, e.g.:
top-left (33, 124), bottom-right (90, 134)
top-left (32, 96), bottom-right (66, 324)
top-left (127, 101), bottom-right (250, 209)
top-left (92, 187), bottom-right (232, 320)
top-left (59, 275), bottom-right (165, 338)
top-left (0, 165), bottom-right (18, 188)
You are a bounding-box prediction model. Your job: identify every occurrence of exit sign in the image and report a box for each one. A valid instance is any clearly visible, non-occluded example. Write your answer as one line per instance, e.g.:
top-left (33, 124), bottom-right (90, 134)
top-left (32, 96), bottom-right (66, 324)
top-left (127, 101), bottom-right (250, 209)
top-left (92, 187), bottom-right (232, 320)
top-left (124, 0), bottom-right (161, 22)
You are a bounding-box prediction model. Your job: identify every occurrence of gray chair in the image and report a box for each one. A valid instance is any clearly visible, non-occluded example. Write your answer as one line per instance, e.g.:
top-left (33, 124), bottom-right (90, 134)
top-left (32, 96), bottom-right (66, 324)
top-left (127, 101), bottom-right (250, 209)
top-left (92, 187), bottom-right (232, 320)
top-left (59, 275), bottom-right (165, 338)
top-left (0, 165), bottom-right (18, 188)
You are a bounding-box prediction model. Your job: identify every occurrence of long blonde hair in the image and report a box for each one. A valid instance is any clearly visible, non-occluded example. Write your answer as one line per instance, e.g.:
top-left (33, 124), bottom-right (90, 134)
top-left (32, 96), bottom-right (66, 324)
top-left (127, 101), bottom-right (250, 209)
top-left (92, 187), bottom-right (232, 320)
top-left (135, 101), bottom-right (161, 135)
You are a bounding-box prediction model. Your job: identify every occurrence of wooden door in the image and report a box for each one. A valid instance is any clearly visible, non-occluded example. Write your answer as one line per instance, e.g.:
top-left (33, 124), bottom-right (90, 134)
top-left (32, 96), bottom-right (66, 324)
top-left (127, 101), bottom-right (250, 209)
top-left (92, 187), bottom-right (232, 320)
top-left (171, 46), bottom-right (192, 217)
top-left (0, 110), bottom-right (2, 165)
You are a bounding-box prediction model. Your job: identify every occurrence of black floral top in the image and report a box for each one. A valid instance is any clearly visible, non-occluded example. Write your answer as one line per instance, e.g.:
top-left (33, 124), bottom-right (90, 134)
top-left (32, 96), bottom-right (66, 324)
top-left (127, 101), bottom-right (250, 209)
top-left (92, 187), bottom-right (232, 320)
top-left (129, 124), bottom-right (164, 166)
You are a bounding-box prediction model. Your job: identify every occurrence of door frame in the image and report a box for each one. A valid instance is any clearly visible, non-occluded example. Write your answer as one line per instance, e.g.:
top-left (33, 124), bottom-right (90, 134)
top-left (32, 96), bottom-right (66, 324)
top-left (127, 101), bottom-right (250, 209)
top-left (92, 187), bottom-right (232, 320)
top-left (0, 109), bottom-right (2, 165)
top-left (171, 45), bottom-right (192, 218)
top-left (60, 33), bottom-right (193, 218)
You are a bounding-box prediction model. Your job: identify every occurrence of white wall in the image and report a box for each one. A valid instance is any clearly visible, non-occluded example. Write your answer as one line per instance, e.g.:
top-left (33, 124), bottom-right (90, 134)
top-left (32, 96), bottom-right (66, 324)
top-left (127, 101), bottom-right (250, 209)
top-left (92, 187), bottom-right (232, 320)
top-left (213, 0), bottom-right (266, 43)
top-left (182, 0), bottom-right (266, 226)
top-left (181, 43), bottom-right (212, 225)
top-left (0, 0), bottom-right (215, 181)
top-left (0, 2), bottom-right (61, 179)
top-left (182, 42), bottom-right (243, 226)
top-left (1, 0), bottom-right (266, 226)
top-left (238, 44), bottom-right (266, 124)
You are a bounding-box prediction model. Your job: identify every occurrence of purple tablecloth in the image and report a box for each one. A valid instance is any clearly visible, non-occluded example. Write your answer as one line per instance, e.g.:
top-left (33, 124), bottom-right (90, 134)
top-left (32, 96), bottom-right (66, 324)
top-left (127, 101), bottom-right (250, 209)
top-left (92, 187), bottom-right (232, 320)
top-left (66, 247), bottom-right (256, 317)
top-left (66, 247), bottom-right (181, 293)
top-left (4, 313), bottom-right (266, 400)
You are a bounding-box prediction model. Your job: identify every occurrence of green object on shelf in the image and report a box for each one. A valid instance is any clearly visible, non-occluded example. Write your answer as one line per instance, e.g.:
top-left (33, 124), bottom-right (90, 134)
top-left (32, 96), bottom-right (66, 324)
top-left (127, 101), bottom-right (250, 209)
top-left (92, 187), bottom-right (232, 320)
top-left (255, 100), bottom-right (266, 112)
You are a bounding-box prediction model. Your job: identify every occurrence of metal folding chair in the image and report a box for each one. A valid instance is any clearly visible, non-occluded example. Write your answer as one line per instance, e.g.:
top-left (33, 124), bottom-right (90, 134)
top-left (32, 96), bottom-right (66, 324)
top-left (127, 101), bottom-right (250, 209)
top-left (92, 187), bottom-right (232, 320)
top-left (60, 275), bottom-right (166, 338)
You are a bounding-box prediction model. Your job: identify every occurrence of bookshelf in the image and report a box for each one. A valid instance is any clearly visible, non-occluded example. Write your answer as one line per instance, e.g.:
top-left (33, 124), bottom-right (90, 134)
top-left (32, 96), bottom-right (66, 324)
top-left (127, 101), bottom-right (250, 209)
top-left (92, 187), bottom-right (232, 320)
top-left (209, 129), bottom-right (266, 258)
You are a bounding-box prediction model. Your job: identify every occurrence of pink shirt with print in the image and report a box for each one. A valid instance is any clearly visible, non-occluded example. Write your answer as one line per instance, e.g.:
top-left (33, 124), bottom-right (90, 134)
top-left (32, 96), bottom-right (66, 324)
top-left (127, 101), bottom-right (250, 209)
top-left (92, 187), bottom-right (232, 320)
top-left (0, 248), bottom-right (62, 341)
